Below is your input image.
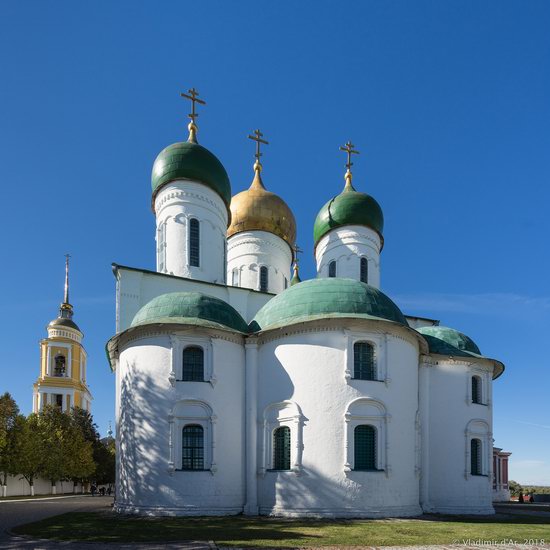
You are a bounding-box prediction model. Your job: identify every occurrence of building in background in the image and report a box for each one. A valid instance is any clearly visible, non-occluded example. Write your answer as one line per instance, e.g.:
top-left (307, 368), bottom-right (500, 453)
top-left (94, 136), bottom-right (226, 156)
top-left (493, 447), bottom-right (512, 502)
top-left (33, 256), bottom-right (92, 413)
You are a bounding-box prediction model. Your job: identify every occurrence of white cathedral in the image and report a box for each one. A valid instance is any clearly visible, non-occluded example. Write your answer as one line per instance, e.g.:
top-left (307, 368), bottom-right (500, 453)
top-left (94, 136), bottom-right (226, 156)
top-left (107, 90), bottom-right (506, 517)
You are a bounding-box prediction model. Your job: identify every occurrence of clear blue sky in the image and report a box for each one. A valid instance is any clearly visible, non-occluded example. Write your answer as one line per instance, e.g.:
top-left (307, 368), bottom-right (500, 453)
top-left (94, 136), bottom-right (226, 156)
top-left (1, 1), bottom-right (548, 485)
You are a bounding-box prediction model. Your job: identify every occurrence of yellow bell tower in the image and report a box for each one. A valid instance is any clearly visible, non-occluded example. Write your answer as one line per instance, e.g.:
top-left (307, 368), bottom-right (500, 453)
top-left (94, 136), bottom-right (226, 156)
top-left (33, 256), bottom-right (92, 413)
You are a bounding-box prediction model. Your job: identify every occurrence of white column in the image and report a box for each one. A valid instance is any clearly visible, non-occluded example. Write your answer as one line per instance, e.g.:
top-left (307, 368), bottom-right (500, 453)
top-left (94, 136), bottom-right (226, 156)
top-left (419, 360), bottom-right (431, 511)
top-left (244, 340), bottom-right (259, 515)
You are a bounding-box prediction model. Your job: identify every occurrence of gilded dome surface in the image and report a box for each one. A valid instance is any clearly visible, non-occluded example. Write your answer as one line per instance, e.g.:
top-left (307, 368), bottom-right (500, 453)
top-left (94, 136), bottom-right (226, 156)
top-left (250, 278), bottom-right (407, 332)
top-left (227, 171), bottom-right (296, 248)
top-left (313, 181), bottom-right (384, 247)
top-left (151, 141), bottom-right (232, 210)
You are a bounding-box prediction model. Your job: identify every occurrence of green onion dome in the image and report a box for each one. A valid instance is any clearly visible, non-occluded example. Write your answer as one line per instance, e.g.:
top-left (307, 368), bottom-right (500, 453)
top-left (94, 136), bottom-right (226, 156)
top-left (151, 141), bottom-right (232, 211)
top-left (313, 180), bottom-right (384, 248)
top-left (131, 292), bottom-right (249, 333)
top-left (250, 278), bottom-right (406, 332)
top-left (416, 326), bottom-right (481, 356)
top-left (416, 325), bottom-right (505, 379)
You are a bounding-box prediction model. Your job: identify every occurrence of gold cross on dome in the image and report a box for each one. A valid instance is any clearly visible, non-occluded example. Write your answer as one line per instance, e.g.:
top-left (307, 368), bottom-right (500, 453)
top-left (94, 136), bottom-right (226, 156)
top-left (339, 140), bottom-right (360, 172)
top-left (248, 129), bottom-right (269, 165)
top-left (180, 87), bottom-right (206, 126)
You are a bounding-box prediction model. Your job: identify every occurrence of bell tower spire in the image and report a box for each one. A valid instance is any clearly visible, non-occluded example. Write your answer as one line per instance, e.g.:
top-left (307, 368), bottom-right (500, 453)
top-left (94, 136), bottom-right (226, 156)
top-left (59, 254), bottom-right (74, 320)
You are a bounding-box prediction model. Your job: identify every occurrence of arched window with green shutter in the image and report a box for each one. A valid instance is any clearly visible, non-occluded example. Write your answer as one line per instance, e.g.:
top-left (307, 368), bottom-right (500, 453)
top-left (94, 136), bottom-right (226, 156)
top-left (272, 426), bottom-right (291, 470)
top-left (182, 346), bottom-right (204, 381)
top-left (189, 218), bottom-right (200, 267)
top-left (472, 376), bottom-right (482, 404)
top-left (354, 342), bottom-right (376, 380)
top-left (260, 266), bottom-right (269, 292)
top-left (471, 438), bottom-right (482, 475)
top-left (360, 257), bottom-right (368, 283)
top-left (354, 425), bottom-right (377, 470)
top-left (182, 424), bottom-right (204, 470)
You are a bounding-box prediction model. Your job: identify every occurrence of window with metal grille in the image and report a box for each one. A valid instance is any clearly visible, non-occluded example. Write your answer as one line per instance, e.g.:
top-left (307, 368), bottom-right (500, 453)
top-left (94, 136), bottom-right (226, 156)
top-left (260, 266), bottom-right (269, 292)
top-left (471, 438), bottom-right (482, 475)
top-left (328, 260), bottom-right (336, 277)
top-left (272, 426), bottom-right (291, 470)
top-left (181, 424), bottom-right (204, 470)
top-left (360, 257), bottom-right (368, 283)
top-left (354, 425), bottom-right (377, 470)
top-left (472, 376), bottom-right (482, 404)
top-left (54, 355), bottom-right (66, 377)
top-left (189, 218), bottom-right (200, 267)
top-left (182, 346), bottom-right (204, 381)
top-left (354, 342), bottom-right (376, 380)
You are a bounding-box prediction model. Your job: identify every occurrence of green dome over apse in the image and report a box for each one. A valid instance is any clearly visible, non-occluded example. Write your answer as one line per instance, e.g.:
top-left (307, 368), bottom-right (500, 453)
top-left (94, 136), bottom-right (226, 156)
top-left (251, 278), bottom-right (407, 332)
top-left (151, 141), bottom-right (232, 209)
top-left (313, 185), bottom-right (384, 247)
top-left (131, 292), bottom-right (249, 333)
top-left (416, 326), bottom-right (482, 356)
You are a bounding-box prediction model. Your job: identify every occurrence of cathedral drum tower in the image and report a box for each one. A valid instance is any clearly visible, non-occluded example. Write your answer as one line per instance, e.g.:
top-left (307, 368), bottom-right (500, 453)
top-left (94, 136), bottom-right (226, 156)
top-left (33, 256), bottom-right (92, 413)
top-left (152, 88), bottom-right (230, 283)
top-left (227, 130), bottom-right (296, 294)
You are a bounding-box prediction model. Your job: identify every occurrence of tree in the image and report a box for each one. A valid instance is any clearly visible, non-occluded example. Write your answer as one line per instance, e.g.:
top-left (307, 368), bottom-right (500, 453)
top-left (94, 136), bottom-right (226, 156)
top-left (70, 407), bottom-right (114, 487)
top-left (0, 393), bottom-right (21, 496)
top-left (38, 405), bottom-right (94, 493)
top-left (509, 480), bottom-right (522, 497)
top-left (12, 414), bottom-right (43, 496)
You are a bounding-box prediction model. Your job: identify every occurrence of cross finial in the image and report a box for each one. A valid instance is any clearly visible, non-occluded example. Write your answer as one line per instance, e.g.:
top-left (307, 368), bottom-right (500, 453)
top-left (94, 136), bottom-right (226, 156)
top-left (248, 129), bottom-right (269, 172)
top-left (291, 244), bottom-right (303, 286)
top-left (64, 254), bottom-right (71, 305)
top-left (339, 140), bottom-right (360, 189)
top-left (293, 243), bottom-right (303, 265)
top-left (180, 87), bottom-right (206, 143)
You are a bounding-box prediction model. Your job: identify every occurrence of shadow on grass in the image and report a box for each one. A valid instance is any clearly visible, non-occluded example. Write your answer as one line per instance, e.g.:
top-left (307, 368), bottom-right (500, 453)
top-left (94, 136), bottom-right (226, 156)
top-left (11, 511), bottom-right (550, 547)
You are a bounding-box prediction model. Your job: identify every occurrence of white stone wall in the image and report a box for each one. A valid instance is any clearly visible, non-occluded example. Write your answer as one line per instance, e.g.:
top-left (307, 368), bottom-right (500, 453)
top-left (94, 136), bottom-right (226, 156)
top-left (420, 357), bottom-right (494, 515)
top-left (315, 225), bottom-right (381, 288)
top-left (154, 181), bottom-right (228, 284)
top-left (115, 266), bottom-right (272, 332)
top-left (2, 476), bottom-right (77, 497)
top-left (227, 231), bottom-right (292, 294)
top-left (255, 321), bottom-right (422, 517)
top-left (115, 329), bottom-right (245, 515)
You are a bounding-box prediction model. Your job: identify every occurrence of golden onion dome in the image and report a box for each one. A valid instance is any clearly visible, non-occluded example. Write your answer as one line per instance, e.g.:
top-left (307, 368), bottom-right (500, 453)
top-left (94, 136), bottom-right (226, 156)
top-left (227, 164), bottom-right (296, 248)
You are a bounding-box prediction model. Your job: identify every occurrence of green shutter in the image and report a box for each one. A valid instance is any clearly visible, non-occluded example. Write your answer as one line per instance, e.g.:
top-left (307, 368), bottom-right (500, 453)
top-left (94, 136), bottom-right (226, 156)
top-left (354, 342), bottom-right (376, 380)
top-left (354, 425), bottom-right (376, 470)
top-left (273, 426), bottom-right (291, 470)
top-left (472, 376), bottom-right (481, 404)
top-left (471, 438), bottom-right (481, 475)
top-left (182, 424), bottom-right (204, 470)
top-left (189, 219), bottom-right (200, 267)
top-left (182, 347), bottom-right (204, 381)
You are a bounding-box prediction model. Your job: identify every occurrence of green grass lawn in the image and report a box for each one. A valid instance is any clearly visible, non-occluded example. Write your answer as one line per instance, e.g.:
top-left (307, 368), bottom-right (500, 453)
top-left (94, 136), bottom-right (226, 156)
top-left (12, 512), bottom-right (550, 547)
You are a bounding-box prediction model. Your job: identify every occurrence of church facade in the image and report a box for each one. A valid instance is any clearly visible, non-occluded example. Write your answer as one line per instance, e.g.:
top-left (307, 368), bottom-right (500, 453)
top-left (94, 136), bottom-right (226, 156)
top-left (107, 91), bottom-right (505, 517)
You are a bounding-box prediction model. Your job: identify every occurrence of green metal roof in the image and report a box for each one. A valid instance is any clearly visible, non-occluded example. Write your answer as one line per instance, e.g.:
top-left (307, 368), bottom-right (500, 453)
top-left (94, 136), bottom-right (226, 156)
top-left (250, 278), bottom-right (407, 332)
top-left (131, 292), bottom-right (248, 333)
top-left (416, 325), bottom-right (505, 379)
top-left (416, 325), bottom-right (481, 356)
top-left (151, 141), bottom-right (231, 209)
top-left (313, 185), bottom-right (384, 246)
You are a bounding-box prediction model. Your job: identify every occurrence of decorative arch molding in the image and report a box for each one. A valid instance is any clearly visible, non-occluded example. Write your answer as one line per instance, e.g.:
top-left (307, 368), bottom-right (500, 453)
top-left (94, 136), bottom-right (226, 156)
top-left (260, 400), bottom-right (305, 476)
top-left (464, 419), bottom-right (492, 480)
top-left (344, 397), bottom-right (390, 476)
top-left (168, 398), bottom-right (217, 476)
top-left (169, 334), bottom-right (216, 387)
